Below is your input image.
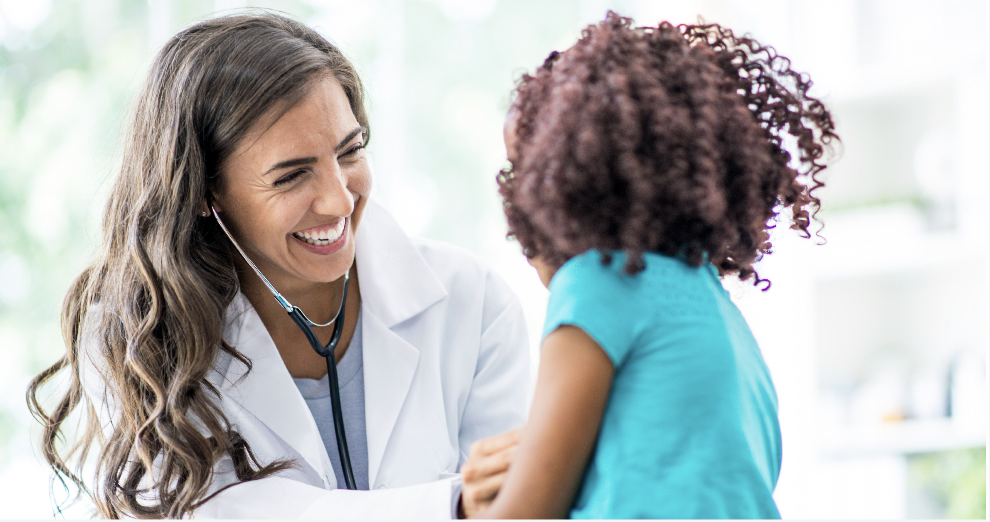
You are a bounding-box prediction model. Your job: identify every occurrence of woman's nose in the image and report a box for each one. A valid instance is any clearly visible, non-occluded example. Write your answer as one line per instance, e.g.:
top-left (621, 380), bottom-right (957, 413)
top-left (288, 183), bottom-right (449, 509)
top-left (312, 166), bottom-right (355, 217)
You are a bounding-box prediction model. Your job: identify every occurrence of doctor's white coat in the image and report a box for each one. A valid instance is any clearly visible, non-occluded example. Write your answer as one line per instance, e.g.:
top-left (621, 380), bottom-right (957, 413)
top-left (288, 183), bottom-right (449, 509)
top-left (82, 200), bottom-right (531, 519)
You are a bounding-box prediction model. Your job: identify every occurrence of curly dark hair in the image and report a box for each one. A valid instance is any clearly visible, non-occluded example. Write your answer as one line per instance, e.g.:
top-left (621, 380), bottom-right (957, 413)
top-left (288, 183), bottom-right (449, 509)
top-left (498, 12), bottom-right (837, 286)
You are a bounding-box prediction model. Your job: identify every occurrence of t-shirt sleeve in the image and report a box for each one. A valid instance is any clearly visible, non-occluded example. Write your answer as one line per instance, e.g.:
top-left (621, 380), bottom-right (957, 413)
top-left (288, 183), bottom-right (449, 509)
top-left (542, 251), bottom-right (643, 366)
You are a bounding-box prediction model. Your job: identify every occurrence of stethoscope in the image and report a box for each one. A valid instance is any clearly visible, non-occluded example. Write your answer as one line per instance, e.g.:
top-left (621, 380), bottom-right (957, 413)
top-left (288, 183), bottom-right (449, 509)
top-left (208, 204), bottom-right (358, 490)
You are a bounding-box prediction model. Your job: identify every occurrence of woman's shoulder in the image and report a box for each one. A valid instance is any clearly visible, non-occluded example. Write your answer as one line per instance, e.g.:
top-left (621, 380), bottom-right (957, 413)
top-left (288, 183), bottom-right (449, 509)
top-left (409, 236), bottom-right (519, 315)
top-left (360, 200), bottom-right (517, 307)
top-left (357, 201), bottom-right (522, 334)
top-left (410, 236), bottom-right (493, 282)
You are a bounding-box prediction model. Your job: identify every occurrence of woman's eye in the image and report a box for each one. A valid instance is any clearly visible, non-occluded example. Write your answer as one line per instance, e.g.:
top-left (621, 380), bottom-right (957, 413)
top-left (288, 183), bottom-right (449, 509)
top-left (273, 170), bottom-right (304, 187)
top-left (342, 143), bottom-right (365, 158)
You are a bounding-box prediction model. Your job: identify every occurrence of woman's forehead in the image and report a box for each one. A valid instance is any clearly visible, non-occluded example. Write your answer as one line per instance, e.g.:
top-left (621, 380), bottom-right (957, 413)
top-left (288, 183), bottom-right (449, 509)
top-left (226, 77), bottom-right (358, 171)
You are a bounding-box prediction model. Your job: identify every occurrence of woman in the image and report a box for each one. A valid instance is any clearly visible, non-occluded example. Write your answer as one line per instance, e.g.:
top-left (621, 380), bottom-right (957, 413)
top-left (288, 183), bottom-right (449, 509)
top-left (27, 12), bottom-right (528, 519)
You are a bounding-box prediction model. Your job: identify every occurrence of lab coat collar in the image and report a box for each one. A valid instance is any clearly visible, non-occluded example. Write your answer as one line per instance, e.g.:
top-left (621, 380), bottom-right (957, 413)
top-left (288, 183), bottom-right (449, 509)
top-left (355, 199), bottom-right (447, 327)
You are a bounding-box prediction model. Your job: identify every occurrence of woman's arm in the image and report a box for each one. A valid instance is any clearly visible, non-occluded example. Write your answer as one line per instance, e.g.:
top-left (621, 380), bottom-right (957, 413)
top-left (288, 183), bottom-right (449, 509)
top-left (478, 325), bottom-right (614, 519)
top-left (457, 269), bottom-right (531, 462)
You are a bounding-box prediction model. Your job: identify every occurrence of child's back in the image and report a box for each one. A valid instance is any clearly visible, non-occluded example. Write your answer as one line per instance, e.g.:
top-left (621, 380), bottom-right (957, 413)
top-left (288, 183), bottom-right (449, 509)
top-left (545, 250), bottom-right (780, 518)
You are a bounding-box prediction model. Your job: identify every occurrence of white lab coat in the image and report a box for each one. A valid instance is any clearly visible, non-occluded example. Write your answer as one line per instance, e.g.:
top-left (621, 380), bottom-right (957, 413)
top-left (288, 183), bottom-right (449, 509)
top-left (81, 200), bottom-right (531, 519)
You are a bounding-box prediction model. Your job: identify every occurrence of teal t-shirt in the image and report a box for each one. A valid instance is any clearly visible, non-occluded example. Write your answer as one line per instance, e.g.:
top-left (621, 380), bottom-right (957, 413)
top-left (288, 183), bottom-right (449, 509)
top-left (543, 251), bottom-right (781, 519)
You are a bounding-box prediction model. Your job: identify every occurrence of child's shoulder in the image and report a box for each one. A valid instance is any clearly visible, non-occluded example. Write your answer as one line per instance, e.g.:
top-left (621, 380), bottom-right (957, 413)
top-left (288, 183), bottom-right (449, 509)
top-left (551, 250), bottom-right (724, 309)
top-left (551, 250), bottom-right (631, 289)
top-left (555, 250), bottom-right (710, 284)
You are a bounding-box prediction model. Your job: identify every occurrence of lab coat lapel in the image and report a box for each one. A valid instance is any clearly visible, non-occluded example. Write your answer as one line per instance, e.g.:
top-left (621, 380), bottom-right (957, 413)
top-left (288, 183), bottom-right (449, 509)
top-left (361, 311), bottom-right (419, 487)
top-left (356, 200), bottom-right (448, 487)
top-left (220, 295), bottom-right (331, 484)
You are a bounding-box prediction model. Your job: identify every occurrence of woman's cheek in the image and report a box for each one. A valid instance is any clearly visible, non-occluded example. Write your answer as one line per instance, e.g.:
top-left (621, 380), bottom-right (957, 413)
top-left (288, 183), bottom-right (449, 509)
top-left (349, 194), bottom-right (369, 236)
top-left (270, 193), bottom-right (308, 238)
top-left (351, 165), bottom-right (373, 198)
top-left (347, 167), bottom-right (373, 225)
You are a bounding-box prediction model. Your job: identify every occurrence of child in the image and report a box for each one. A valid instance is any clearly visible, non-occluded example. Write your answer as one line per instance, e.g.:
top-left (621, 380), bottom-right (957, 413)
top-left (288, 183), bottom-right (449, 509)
top-left (477, 12), bottom-right (836, 519)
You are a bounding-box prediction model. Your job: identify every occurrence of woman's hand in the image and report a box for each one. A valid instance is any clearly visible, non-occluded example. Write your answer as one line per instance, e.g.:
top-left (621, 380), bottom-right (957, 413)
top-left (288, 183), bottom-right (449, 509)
top-left (459, 428), bottom-right (521, 518)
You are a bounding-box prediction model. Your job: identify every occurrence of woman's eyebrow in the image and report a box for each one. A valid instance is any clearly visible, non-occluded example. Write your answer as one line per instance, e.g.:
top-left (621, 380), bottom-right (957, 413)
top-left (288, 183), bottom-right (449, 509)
top-left (334, 126), bottom-right (366, 153)
top-left (264, 156), bottom-right (318, 175)
top-left (262, 127), bottom-right (365, 176)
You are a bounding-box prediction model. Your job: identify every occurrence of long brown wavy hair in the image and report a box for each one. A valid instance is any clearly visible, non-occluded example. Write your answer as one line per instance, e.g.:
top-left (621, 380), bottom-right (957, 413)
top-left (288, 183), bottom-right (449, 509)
top-left (499, 12), bottom-right (837, 284)
top-left (26, 12), bottom-right (369, 518)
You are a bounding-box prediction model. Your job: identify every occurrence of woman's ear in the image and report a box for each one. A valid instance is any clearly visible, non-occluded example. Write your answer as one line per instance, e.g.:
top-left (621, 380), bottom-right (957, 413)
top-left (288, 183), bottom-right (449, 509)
top-left (206, 194), bottom-right (223, 214)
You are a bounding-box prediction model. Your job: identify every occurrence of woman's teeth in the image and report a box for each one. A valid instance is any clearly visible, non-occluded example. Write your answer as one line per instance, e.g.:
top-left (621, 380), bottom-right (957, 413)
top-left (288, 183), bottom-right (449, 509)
top-left (294, 220), bottom-right (346, 246)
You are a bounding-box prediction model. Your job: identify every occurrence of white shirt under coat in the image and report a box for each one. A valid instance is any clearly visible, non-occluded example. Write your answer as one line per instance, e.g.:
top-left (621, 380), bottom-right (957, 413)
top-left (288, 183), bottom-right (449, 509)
top-left (82, 200), bottom-right (531, 518)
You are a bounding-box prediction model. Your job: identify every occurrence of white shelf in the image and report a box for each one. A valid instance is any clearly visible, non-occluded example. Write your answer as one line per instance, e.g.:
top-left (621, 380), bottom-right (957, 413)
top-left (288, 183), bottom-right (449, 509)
top-left (818, 418), bottom-right (987, 458)
top-left (785, 203), bottom-right (987, 281)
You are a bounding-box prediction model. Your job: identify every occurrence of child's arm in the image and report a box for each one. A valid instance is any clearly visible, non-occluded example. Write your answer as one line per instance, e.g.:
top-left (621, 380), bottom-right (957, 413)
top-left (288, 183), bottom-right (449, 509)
top-left (476, 325), bottom-right (614, 519)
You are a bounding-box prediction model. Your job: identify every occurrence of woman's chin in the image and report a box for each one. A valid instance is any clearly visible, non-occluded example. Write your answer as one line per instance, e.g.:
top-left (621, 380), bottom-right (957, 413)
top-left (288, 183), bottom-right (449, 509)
top-left (296, 252), bottom-right (355, 286)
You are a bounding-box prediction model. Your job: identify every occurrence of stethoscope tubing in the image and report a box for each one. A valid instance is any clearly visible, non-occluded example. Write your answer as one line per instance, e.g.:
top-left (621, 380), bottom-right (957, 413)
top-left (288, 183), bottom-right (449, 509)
top-left (208, 204), bottom-right (358, 490)
top-left (288, 284), bottom-right (357, 491)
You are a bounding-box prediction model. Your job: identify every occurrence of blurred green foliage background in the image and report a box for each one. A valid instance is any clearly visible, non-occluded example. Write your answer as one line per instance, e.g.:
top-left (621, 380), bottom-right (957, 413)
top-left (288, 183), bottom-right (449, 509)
top-left (910, 448), bottom-right (987, 519)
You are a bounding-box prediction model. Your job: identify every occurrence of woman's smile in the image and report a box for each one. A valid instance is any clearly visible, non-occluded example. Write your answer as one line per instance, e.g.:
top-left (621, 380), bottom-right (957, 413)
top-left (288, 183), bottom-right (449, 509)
top-left (291, 217), bottom-right (349, 255)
